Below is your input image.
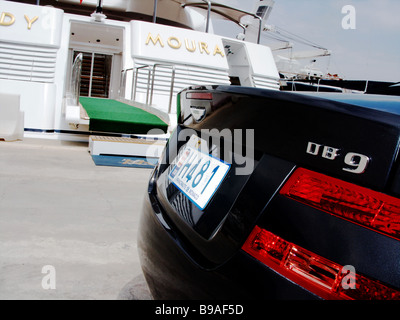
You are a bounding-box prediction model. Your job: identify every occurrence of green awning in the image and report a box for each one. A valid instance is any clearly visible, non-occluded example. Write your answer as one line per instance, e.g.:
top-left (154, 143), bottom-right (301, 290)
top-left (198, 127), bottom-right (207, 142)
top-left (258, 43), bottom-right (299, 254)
top-left (80, 97), bottom-right (168, 134)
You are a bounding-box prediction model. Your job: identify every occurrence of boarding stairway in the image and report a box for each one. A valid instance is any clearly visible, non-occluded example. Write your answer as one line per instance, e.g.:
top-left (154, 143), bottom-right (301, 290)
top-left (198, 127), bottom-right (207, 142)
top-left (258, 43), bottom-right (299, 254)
top-left (65, 53), bottom-right (171, 166)
top-left (79, 53), bottom-right (110, 98)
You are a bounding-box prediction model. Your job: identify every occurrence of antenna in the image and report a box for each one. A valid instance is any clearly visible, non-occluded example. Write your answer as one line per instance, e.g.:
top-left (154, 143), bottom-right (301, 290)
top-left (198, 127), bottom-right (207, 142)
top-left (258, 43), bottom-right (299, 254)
top-left (91, 0), bottom-right (107, 22)
top-left (96, 0), bottom-right (103, 13)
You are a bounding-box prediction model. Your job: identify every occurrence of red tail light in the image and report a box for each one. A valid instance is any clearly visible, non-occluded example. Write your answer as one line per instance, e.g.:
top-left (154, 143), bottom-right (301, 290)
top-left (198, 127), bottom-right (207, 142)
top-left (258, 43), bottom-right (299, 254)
top-left (279, 168), bottom-right (400, 240)
top-left (186, 92), bottom-right (213, 100)
top-left (242, 226), bottom-right (400, 300)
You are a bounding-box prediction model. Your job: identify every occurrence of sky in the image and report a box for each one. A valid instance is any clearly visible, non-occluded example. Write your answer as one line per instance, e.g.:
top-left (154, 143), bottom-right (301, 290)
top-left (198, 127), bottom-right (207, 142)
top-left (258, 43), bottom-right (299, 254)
top-left (212, 0), bottom-right (400, 82)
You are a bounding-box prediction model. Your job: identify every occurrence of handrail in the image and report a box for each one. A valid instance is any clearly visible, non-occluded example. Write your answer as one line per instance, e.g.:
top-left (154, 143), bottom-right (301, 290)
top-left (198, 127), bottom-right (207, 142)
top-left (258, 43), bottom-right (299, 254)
top-left (150, 64), bottom-right (176, 113)
top-left (120, 63), bottom-right (176, 113)
top-left (120, 65), bottom-right (151, 101)
top-left (202, 0), bottom-right (211, 33)
top-left (119, 69), bottom-right (126, 98)
top-left (70, 53), bottom-right (83, 106)
top-left (255, 15), bottom-right (262, 45)
top-left (133, 65), bottom-right (151, 102)
top-left (119, 67), bottom-right (135, 99)
top-left (182, 2), bottom-right (263, 44)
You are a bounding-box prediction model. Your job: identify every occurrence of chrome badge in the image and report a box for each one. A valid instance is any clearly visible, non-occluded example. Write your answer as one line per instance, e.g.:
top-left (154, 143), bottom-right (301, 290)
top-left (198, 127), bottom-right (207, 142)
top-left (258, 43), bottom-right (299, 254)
top-left (307, 142), bottom-right (370, 174)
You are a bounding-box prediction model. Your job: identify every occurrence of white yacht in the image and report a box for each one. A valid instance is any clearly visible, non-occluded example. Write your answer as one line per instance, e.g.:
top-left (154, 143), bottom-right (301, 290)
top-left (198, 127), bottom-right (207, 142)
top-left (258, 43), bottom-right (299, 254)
top-left (0, 0), bottom-right (280, 159)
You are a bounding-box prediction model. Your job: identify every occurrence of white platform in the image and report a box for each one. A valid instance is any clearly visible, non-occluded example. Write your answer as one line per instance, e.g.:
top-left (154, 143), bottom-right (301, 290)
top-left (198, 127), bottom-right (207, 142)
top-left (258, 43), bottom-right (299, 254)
top-left (88, 135), bottom-right (167, 158)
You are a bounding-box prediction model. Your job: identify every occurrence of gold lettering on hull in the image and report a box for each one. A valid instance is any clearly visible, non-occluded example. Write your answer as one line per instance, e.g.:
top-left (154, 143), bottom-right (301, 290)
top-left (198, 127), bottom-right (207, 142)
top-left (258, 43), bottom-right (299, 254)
top-left (167, 36), bottom-right (181, 49)
top-left (0, 12), bottom-right (39, 29)
top-left (0, 12), bottom-right (15, 26)
top-left (213, 45), bottom-right (224, 57)
top-left (145, 32), bottom-right (224, 57)
top-left (146, 33), bottom-right (164, 47)
top-left (199, 42), bottom-right (210, 55)
top-left (24, 15), bottom-right (38, 30)
top-left (185, 39), bottom-right (196, 52)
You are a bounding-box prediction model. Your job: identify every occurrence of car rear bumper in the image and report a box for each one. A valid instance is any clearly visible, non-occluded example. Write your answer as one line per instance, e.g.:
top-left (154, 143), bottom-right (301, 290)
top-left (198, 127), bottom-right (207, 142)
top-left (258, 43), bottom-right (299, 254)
top-left (138, 190), bottom-right (319, 300)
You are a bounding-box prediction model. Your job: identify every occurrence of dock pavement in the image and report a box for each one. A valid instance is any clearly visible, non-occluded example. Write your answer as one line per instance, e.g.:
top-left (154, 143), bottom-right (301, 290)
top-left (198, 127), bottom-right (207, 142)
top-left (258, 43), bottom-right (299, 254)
top-left (0, 138), bottom-right (153, 300)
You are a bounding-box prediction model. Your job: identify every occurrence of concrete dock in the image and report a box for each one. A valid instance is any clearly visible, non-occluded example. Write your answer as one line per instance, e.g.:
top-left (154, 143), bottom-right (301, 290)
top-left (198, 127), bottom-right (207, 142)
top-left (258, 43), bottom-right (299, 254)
top-left (0, 138), bottom-right (153, 300)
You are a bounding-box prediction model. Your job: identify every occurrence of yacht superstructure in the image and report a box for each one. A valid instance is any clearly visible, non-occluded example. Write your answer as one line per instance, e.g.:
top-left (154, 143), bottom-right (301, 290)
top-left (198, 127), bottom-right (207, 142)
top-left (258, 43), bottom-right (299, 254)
top-left (0, 0), bottom-right (279, 144)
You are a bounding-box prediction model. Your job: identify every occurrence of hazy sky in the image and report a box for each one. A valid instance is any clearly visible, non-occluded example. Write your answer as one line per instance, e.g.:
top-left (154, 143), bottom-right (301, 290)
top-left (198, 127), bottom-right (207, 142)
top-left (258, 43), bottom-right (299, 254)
top-left (213, 0), bottom-right (400, 82)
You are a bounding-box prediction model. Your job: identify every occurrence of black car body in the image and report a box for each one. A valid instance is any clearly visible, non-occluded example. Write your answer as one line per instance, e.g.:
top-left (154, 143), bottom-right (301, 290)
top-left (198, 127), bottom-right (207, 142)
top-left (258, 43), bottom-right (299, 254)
top-left (138, 85), bottom-right (400, 300)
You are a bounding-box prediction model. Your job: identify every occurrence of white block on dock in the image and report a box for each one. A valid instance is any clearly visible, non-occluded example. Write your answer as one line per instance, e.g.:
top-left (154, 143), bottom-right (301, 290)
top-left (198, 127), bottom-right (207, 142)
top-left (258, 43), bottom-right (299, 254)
top-left (0, 93), bottom-right (24, 141)
top-left (89, 135), bottom-right (167, 159)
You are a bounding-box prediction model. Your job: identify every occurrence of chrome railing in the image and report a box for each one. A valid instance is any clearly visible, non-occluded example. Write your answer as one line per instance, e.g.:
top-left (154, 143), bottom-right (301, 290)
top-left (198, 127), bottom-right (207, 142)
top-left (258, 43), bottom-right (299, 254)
top-left (69, 53), bottom-right (83, 106)
top-left (150, 64), bottom-right (176, 113)
top-left (120, 63), bottom-right (176, 113)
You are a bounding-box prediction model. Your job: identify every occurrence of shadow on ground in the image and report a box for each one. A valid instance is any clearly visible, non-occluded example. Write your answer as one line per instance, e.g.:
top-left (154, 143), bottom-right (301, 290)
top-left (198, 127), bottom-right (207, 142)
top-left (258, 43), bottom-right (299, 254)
top-left (118, 274), bottom-right (153, 300)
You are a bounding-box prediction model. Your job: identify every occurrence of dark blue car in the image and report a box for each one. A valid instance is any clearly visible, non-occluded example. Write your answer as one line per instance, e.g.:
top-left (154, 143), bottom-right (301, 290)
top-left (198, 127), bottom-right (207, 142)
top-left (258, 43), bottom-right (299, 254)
top-left (138, 85), bottom-right (400, 300)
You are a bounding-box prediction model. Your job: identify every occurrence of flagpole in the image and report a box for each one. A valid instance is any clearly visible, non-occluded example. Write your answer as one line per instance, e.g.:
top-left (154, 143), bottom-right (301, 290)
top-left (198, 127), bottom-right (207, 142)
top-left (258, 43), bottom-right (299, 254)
top-left (90, 0), bottom-right (107, 22)
top-left (96, 0), bottom-right (103, 13)
top-left (153, 0), bottom-right (158, 23)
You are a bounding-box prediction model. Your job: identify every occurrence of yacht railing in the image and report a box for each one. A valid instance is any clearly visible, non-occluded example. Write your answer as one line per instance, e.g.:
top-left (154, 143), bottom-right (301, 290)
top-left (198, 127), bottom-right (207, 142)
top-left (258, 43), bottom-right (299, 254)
top-left (119, 68), bottom-right (127, 98)
top-left (181, 2), bottom-right (263, 44)
top-left (134, 65), bottom-right (152, 103)
top-left (120, 65), bottom-right (151, 102)
top-left (120, 63), bottom-right (176, 113)
top-left (69, 52), bottom-right (83, 106)
top-left (150, 64), bottom-right (176, 113)
top-left (203, 0), bottom-right (211, 33)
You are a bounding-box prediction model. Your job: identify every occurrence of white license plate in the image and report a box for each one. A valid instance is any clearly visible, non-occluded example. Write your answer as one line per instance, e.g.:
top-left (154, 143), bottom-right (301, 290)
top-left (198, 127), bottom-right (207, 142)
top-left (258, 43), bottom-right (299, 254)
top-left (169, 136), bottom-right (231, 210)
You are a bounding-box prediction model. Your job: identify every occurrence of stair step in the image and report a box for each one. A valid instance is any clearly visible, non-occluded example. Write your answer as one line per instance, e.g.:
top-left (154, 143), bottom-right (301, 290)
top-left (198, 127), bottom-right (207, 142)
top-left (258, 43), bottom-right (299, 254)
top-left (89, 135), bottom-right (167, 159)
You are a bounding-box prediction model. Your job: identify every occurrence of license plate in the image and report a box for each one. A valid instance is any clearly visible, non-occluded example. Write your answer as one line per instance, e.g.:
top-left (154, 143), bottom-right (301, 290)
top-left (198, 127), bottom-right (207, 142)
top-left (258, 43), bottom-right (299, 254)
top-left (169, 135), bottom-right (231, 210)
